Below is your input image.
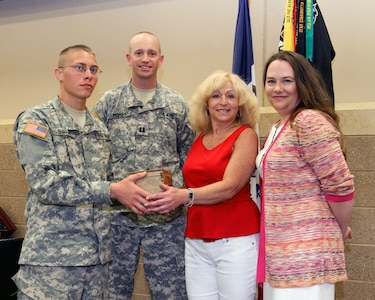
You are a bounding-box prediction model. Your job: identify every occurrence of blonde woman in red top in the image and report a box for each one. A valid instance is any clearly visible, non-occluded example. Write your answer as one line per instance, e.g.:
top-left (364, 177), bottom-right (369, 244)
top-left (147, 70), bottom-right (260, 299)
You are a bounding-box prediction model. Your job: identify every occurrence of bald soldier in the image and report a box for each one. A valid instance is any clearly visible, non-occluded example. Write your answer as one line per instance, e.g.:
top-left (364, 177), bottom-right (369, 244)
top-left (93, 32), bottom-right (194, 299)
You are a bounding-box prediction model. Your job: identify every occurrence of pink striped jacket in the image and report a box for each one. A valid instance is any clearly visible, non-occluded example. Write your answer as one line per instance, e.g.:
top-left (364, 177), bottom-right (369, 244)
top-left (257, 109), bottom-right (354, 288)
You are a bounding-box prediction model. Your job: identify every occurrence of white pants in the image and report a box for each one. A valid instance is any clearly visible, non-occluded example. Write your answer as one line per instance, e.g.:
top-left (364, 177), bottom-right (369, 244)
top-left (185, 234), bottom-right (259, 300)
top-left (264, 282), bottom-right (335, 300)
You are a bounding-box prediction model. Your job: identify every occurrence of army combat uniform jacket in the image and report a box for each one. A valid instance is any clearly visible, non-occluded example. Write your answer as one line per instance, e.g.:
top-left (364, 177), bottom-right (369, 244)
top-left (13, 97), bottom-right (113, 266)
top-left (93, 81), bottom-right (194, 225)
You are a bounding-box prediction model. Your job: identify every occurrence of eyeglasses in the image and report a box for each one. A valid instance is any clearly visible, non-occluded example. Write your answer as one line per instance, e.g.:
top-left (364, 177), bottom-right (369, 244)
top-left (59, 64), bottom-right (103, 75)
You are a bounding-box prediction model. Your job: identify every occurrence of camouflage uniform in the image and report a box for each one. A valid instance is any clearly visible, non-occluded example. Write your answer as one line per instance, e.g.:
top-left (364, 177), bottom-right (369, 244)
top-left (93, 82), bottom-right (194, 299)
top-left (13, 97), bottom-right (113, 299)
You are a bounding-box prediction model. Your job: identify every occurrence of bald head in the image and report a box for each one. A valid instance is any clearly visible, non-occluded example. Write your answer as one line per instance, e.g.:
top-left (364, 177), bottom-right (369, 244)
top-left (129, 32), bottom-right (161, 54)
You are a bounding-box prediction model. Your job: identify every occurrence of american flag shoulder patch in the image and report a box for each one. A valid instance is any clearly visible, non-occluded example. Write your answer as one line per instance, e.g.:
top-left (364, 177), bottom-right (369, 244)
top-left (23, 122), bottom-right (49, 139)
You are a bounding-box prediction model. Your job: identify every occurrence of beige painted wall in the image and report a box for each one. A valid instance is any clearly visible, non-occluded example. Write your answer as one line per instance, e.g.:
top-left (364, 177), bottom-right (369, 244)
top-left (0, 0), bottom-right (374, 122)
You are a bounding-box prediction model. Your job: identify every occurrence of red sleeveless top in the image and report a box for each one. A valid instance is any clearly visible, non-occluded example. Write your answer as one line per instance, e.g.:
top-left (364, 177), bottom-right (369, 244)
top-left (183, 125), bottom-right (260, 239)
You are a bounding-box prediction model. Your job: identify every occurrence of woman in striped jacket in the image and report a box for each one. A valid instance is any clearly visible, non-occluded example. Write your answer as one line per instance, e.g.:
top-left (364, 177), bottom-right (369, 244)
top-left (256, 51), bottom-right (354, 300)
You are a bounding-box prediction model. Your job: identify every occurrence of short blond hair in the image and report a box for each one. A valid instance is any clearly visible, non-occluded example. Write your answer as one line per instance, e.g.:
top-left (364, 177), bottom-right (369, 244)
top-left (57, 44), bottom-right (95, 67)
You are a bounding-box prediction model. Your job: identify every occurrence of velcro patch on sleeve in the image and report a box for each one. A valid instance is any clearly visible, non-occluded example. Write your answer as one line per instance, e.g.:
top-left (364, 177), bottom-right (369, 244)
top-left (23, 122), bottom-right (49, 139)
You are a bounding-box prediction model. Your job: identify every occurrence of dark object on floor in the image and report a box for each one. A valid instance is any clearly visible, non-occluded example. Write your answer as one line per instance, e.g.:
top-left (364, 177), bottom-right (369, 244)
top-left (0, 238), bottom-right (23, 299)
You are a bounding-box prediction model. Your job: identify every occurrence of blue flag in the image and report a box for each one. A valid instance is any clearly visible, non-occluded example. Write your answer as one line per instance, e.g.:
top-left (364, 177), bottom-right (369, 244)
top-left (233, 0), bottom-right (256, 95)
top-left (232, 0), bottom-right (260, 210)
top-left (233, 3), bottom-right (262, 298)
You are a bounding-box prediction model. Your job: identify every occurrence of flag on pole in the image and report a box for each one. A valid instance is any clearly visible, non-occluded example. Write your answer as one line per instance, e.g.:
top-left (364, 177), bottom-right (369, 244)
top-left (233, 4), bottom-right (262, 297)
top-left (282, 0), bottom-right (297, 51)
top-left (279, 0), bottom-right (336, 107)
top-left (233, 0), bottom-right (256, 95)
top-left (232, 0), bottom-right (260, 209)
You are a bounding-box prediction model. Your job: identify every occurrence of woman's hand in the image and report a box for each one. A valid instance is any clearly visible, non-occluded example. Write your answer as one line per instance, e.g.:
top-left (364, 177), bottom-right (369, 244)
top-left (145, 184), bottom-right (188, 214)
top-left (344, 225), bottom-right (352, 241)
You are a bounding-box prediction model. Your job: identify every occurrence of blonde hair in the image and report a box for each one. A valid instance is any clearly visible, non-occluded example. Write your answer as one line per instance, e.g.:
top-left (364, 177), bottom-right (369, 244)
top-left (57, 44), bottom-right (95, 67)
top-left (189, 70), bottom-right (259, 133)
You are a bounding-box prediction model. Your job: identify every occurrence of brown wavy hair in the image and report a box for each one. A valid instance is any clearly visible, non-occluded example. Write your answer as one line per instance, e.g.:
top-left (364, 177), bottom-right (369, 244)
top-left (263, 51), bottom-right (346, 156)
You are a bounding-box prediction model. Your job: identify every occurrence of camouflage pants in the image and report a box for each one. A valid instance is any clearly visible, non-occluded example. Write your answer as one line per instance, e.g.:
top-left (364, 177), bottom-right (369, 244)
top-left (13, 264), bottom-right (109, 299)
top-left (109, 215), bottom-right (187, 300)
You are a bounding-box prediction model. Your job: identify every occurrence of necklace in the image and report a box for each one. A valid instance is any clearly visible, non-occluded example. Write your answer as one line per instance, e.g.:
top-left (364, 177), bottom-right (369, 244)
top-left (270, 125), bottom-right (280, 143)
top-left (256, 123), bottom-right (283, 177)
